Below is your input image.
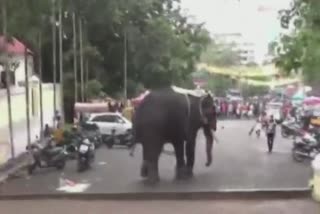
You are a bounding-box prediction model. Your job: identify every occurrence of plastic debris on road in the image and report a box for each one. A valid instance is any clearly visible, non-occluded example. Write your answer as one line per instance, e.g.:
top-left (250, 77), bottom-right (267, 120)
top-left (57, 177), bottom-right (91, 193)
top-left (97, 161), bottom-right (107, 166)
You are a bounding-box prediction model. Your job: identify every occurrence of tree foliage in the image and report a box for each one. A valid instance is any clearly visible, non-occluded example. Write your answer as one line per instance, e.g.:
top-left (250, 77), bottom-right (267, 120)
top-left (1, 0), bottom-right (210, 98)
top-left (201, 40), bottom-right (241, 67)
top-left (271, 0), bottom-right (320, 85)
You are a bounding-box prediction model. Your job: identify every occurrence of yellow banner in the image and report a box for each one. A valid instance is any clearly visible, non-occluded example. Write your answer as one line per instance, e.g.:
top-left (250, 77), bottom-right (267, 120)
top-left (197, 63), bottom-right (278, 78)
top-left (240, 78), bottom-right (300, 87)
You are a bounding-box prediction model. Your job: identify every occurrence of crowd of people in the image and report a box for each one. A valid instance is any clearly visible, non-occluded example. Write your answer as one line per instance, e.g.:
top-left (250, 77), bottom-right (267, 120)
top-left (215, 98), bottom-right (266, 119)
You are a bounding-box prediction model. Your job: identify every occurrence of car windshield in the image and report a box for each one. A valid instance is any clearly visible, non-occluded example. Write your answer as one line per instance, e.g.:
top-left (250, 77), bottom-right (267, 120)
top-left (91, 115), bottom-right (120, 123)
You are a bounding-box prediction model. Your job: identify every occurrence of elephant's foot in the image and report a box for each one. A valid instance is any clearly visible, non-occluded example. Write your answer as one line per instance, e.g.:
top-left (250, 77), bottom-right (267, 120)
top-left (185, 167), bottom-right (194, 178)
top-left (140, 162), bottom-right (148, 178)
top-left (145, 175), bottom-right (160, 186)
top-left (175, 166), bottom-right (194, 180)
top-left (175, 167), bottom-right (187, 180)
top-left (145, 169), bottom-right (160, 185)
top-left (142, 162), bottom-right (160, 185)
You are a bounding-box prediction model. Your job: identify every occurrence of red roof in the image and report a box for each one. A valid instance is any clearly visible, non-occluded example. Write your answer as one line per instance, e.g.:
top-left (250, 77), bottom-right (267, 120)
top-left (0, 36), bottom-right (32, 55)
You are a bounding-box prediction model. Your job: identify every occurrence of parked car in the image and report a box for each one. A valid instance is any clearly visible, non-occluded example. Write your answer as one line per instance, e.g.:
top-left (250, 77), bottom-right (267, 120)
top-left (86, 112), bottom-right (132, 138)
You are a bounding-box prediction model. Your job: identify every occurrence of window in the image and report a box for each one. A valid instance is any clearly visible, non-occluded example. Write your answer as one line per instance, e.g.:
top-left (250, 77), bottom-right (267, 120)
top-left (91, 114), bottom-right (120, 123)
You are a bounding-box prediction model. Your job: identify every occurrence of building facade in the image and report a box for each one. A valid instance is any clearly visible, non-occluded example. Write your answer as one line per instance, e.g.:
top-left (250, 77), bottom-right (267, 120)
top-left (213, 33), bottom-right (257, 65)
top-left (0, 36), bottom-right (61, 164)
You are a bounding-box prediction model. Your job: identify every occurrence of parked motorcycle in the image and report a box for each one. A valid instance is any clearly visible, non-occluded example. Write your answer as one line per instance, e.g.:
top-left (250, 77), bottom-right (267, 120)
top-left (104, 129), bottom-right (133, 149)
top-left (292, 131), bottom-right (320, 162)
top-left (83, 131), bottom-right (102, 149)
top-left (81, 123), bottom-right (103, 148)
top-left (281, 120), bottom-right (301, 138)
top-left (26, 138), bottom-right (68, 174)
top-left (77, 138), bottom-right (95, 172)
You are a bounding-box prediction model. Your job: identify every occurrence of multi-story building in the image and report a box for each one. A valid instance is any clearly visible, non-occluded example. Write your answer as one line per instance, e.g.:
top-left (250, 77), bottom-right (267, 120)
top-left (213, 33), bottom-right (257, 65)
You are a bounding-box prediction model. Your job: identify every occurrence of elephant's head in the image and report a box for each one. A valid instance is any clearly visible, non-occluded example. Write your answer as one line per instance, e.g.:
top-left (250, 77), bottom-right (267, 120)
top-left (199, 93), bottom-right (217, 167)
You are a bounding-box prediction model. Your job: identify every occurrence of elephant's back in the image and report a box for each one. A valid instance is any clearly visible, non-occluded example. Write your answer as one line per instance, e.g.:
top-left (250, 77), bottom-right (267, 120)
top-left (134, 88), bottom-right (189, 139)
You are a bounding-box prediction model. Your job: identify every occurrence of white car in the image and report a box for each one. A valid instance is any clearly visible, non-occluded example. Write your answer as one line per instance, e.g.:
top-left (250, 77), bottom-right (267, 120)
top-left (86, 112), bottom-right (132, 136)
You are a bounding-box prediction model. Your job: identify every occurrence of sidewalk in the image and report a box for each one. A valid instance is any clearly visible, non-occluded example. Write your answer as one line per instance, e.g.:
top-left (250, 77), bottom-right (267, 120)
top-left (0, 112), bottom-right (55, 164)
top-left (0, 112), bottom-right (55, 183)
top-left (0, 199), bottom-right (318, 214)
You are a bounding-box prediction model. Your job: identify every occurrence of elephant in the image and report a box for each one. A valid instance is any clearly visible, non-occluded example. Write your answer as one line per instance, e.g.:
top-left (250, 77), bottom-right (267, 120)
top-left (132, 86), bottom-right (217, 184)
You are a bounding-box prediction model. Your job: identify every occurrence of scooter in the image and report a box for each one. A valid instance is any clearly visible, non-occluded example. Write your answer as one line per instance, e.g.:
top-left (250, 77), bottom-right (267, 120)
top-left (104, 129), bottom-right (133, 149)
top-left (77, 138), bottom-right (95, 172)
top-left (292, 131), bottom-right (320, 162)
top-left (26, 137), bottom-right (68, 174)
top-left (281, 119), bottom-right (301, 138)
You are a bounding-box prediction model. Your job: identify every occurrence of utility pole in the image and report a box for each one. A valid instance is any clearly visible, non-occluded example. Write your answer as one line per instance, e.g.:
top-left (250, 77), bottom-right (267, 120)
top-left (85, 59), bottom-right (89, 93)
top-left (52, 0), bottom-right (57, 120)
top-left (72, 12), bottom-right (78, 103)
top-left (38, 32), bottom-right (44, 137)
top-left (2, 0), bottom-right (15, 158)
top-left (123, 29), bottom-right (127, 100)
top-left (24, 47), bottom-right (31, 146)
top-left (79, 18), bottom-right (84, 102)
top-left (58, 0), bottom-right (64, 123)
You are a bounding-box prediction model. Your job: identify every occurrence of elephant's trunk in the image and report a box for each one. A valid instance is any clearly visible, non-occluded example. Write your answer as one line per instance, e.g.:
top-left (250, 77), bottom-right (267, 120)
top-left (205, 133), bottom-right (213, 167)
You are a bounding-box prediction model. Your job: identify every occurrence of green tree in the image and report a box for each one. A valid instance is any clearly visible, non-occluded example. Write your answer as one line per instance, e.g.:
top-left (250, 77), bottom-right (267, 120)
top-left (201, 40), bottom-right (241, 67)
top-left (271, 0), bottom-right (320, 86)
top-left (1, 0), bottom-right (211, 121)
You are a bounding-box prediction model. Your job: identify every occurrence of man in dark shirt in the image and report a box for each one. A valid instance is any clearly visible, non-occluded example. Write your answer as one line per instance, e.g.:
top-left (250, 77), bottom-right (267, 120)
top-left (266, 115), bottom-right (277, 153)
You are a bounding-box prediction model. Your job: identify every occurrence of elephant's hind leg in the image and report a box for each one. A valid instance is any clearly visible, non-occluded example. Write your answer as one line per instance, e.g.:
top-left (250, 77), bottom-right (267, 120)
top-left (141, 135), bottom-right (163, 185)
top-left (173, 140), bottom-right (187, 180)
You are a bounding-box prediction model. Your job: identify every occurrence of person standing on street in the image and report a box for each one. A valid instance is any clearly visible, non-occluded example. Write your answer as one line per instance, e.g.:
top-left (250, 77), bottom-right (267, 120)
top-left (266, 115), bottom-right (276, 153)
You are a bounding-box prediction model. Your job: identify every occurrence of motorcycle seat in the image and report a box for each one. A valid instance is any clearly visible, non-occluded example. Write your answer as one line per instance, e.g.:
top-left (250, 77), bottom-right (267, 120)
top-left (45, 147), bottom-right (63, 156)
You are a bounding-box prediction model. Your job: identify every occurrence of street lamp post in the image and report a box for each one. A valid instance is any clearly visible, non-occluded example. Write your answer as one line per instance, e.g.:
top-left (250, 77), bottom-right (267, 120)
top-left (52, 0), bottom-right (57, 122)
top-left (123, 29), bottom-right (127, 100)
top-left (1, 0), bottom-right (15, 158)
top-left (79, 18), bottom-right (84, 102)
top-left (72, 12), bottom-right (78, 103)
top-left (58, 0), bottom-right (64, 123)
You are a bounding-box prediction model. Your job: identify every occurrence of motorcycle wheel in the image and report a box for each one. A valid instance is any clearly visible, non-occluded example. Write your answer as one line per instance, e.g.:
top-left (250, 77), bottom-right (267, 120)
top-left (56, 160), bottom-right (66, 170)
top-left (292, 147), bottom-right (305, 162)
top-left (77, 160), bottom-right (88, 172)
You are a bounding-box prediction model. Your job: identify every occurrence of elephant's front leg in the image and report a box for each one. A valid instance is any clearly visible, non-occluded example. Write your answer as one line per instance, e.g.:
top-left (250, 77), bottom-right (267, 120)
top-left (140, 145), bottom-right (148, 178)
top-left (186, 130), bottom-right (197, 177)
top-left (173, 140), bottom-right (186, 179)
top-left (142, 139), bottom-right (163, 185)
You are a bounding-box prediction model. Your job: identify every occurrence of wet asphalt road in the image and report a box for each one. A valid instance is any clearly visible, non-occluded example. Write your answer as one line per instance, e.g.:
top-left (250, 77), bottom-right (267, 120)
top-left (0, 120), bottom-right (312, 195)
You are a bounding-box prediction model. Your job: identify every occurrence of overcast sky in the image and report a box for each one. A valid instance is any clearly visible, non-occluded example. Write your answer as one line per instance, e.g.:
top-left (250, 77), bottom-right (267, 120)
top-left (181, 0), bottom-right (292, 61)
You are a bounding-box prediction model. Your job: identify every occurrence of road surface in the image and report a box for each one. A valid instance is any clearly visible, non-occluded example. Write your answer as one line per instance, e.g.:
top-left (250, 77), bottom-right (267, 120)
top-left (0, 120), bottom-right (312, 195)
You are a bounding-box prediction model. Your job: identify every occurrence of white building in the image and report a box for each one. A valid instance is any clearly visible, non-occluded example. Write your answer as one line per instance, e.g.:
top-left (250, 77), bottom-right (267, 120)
top-left (213, 33), bottom-right (257, 65)
top-left (0, 36), bottom-right (34, 88)
top-left (0, 36), bottom-right (61, 164)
